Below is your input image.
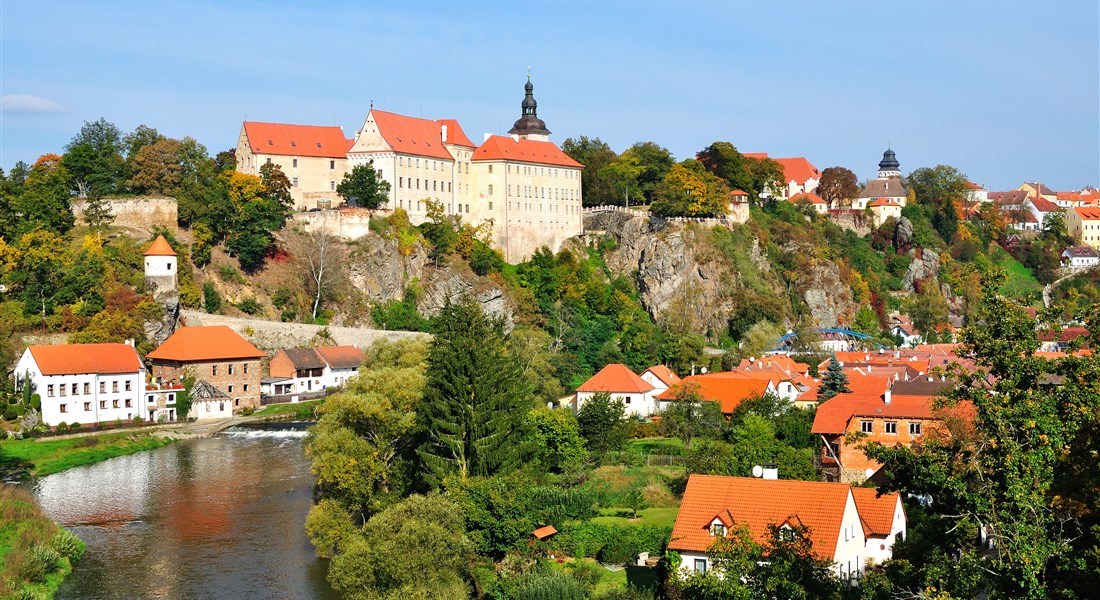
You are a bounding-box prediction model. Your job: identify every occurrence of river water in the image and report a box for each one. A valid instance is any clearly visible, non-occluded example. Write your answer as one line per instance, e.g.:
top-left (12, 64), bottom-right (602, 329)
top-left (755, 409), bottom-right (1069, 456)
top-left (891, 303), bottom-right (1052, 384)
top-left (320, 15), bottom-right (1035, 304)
top-left (27, 424), bottom-right (338, 600)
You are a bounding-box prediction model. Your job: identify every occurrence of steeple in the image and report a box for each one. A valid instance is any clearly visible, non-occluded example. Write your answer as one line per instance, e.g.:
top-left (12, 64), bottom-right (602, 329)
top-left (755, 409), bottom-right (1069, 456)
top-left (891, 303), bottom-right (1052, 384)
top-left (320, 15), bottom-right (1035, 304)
top-left (508, 73), bottom-right (551, 141)
top-left (877, 148), bottom-right (901, 179)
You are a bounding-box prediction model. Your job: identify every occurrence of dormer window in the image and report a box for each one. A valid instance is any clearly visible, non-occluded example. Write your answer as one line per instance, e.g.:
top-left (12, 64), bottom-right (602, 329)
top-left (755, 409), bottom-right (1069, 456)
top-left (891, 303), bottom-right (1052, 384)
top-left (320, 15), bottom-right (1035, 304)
top-left (710, 523), bottom-right (726, 537)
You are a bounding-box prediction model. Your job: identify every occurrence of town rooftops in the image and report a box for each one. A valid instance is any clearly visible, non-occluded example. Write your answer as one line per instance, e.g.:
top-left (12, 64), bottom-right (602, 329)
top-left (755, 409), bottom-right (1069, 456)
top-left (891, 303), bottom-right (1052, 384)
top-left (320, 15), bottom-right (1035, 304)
top-left (473, 135), bottom-right (583, 168)
top-left (146, 326), bottom-right (266, 362)
top-left (669, 474), bottom-right (853, 560)
top-left (850, 488), bottom-right (903, 537)
top-left (26, 343), bottom-right (143, 376)
top-left (774, 157), bottom-right (821, 185)
top-left (576, 363), bottom-right (654, 394)
top-left (144, 235), bottom-right (177, 257)
top-left (1073, 206), bottom-right (1100, 221)
top-left (1021, 182), bottom-right (1056, 196)
top-left (657, 374), bottom-right (771, 414)
top-left (869, 197), bottom-right (903, 207)
top-left (964, 181), bottom-right (985, 190)
top-left (243, 122), bottom-right (354, 158)
top-left (1029, 196), bottom-right (1061, 213)
top-left (990, 190), bottom-right (1029, 207)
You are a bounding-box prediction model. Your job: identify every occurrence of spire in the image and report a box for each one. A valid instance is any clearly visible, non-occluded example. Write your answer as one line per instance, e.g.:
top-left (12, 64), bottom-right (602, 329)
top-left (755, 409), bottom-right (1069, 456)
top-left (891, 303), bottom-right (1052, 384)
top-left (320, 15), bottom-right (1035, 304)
top-left (508, 73), bottom-right (551, 140)
top-left (877, 148), bottom-right (901, 179)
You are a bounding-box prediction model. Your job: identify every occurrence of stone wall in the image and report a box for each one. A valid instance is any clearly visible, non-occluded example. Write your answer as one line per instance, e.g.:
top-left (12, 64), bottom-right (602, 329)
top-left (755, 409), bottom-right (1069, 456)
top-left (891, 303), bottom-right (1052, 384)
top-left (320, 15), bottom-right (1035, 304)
top-left (180, 310), bottom-right (428, 353)
top-left (291, 207), bottom-right (377, 240)
top-left (72, 197), bottom-right (178, 233)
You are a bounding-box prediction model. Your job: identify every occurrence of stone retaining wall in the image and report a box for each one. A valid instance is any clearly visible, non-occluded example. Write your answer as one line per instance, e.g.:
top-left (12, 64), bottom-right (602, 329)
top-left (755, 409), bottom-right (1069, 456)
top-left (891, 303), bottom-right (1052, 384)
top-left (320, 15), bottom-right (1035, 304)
top-left (180, 310), bottom-right (428, 353)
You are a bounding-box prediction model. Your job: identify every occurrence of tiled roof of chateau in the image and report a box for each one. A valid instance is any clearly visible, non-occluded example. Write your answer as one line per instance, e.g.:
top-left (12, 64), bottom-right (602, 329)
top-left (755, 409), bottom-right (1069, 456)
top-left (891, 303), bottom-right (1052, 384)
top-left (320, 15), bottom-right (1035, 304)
top-left (243, 122), bottom-right (354, 158)
top-left (147, 326), bottom-right (266, 362)
top-left (576, 363), bottom-right (653, 394)
top-left (473, 135), bottom-right (583, 168)
top-left (437, 119), bottom-right (476, 148)
top-left (367, 110), bottom-right (456, 160)
top-left (28, 344), bottom-right (142, 376)
top-left (774, 157), bottom-right (821, 185)
top-left (669, 474), bottom-right (853, 560)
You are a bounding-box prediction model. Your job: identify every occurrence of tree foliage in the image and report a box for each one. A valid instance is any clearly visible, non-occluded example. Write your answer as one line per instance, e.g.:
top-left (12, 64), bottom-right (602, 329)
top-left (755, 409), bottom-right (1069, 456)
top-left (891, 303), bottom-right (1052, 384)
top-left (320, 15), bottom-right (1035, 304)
top-left (816, 166), bottom-right (859, 209)
top-left (650, 161), bottom-right (730, 217)
top-left (818, 357), bottom-right (850, 401)
top-left (576, 391), bottom-right (628, 458)
top-left (338, 164), bottom-right (391, 209)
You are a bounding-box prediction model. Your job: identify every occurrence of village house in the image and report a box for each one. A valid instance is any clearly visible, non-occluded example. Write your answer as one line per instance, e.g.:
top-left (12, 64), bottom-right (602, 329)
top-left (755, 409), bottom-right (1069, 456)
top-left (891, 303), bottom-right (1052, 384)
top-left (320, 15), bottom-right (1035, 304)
top-left (669, 474), bottom-right (904, 582)
top-left (639, 365), bottom-right (680, 397)
top-left (236, 122), bottom-right (355, 211)
top-left (574, 363), bottom-right (657, 418)
top-left (1025, 194), bottom-right (1062, 228)
top-left (655, 374), bottom-right (774, 415)
top-left (267, 345), bottom-right (364, 397)
top-left (868, 197), bottom-right (904, 226)
top-left (890, 315), bottom-right (922, 347)
top-left (791, 191), bottom-right (828, 214)
top-left (1017, 181), bottom-right (1057, 203)
top-left (146, 326), bottom-right (266, 414)
top-left (15, 343), bottom-right (146, 427)
top-left (964, 181), bottom-right (989, 204)
top-left (1062, 246), bottom-right (1099, 269)
top-left (990, 190), bottom-right (1038, 231)
top-left (1066, 206), bottom-right (1100, 249)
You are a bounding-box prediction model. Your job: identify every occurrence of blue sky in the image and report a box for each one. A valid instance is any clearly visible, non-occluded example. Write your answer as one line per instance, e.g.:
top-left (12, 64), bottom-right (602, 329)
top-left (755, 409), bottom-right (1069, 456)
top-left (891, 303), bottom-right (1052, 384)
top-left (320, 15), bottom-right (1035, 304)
top-left (2, 1), bottom-right (1097, 191)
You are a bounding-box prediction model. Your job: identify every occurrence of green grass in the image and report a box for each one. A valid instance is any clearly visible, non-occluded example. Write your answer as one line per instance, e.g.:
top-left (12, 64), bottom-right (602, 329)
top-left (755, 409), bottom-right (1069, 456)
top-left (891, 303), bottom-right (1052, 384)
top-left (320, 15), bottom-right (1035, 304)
top-left (253, 399), bottom-right (322, 418)
top-left (626, 437), bottom-right (684, 456)
top-left (0, 485), bottom-right (83, 598)
top-left (546, 558), bottom-right (660, 597)
top-left (992, 247), bottom-right (1043, 301)
top-left (0, 431), bottom-right (176, 477)
top-left (591, 506), bottom-right (679, 529)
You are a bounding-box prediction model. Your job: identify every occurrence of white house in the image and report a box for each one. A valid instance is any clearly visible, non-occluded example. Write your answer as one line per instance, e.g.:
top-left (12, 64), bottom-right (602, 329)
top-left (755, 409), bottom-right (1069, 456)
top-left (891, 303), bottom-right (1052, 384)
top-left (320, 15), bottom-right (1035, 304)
top-left (890, 316), bottom-right (922, 347)
top-left (267, 346), bottom-right (365, 396)
top-left (669, 474), bottom-right (895, 582)
top-left (15, 343), bottom-right (146, 426)
top-left (1062, 246), bottom-right (1100, 269)
top-left (852, 488), bottom-right (907, 566)
top-left (574, 363), bottom-right (656, 418)
top-left (640, 365), bottom-right (680, 397)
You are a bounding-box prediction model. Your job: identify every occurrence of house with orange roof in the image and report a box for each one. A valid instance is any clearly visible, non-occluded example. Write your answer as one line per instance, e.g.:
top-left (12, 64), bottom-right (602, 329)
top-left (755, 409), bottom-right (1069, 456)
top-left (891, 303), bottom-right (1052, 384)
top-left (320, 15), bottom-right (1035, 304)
top-left (640, 365), bottom-right (680, 396)
top-left (147, 326), bottom-right (266, 417)
top-left (346, 78), bottom-right (583, 261)
top-left (1055, 191), bottom-right (1085, 209)
top-left (15, 343), bottom-right (148, 426)
top-left (964, 181), bottom-right (988, 204)
top-left (669, 474), bottom-right (897, 581)
top-left (790, 191), bottom-right (828, 214)
top-left (812, 383), bottom-right (960, 483)
top-left (574, 363), bottom-right (657, 418)
top-left (744, 153), bottom-right (821, 200)
top-left (851, 487), bottom-right (907, 565)
top-left (1017, 181), bottom-right (1057, 202)
top-left (266, 345), bottom-right (364, 397)
top-left (1026, 195), bottom-right (1063, 228)
top-left (655, 374), bottom-right (774, 415)
top-left (236, 122), bottom-right (355, 210)
top-left (1066, 206), bottom-right (1100, 249)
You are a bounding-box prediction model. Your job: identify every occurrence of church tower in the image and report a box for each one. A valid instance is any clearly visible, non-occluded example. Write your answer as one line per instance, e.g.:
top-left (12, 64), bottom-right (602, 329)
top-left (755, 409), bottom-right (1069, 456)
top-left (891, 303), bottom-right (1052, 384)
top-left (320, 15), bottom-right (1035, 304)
top-left (877, 148), bottom-right (901, 179)
top-left (507, 75), bottom-right (551, 142)
top-left (144, 234), bottom-right (178, 293)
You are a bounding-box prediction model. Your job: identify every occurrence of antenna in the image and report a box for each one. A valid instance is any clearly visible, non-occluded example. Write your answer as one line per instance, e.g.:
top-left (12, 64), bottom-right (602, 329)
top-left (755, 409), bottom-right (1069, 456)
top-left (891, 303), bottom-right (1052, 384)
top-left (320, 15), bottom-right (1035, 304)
top-left (752, 465), bottom-right (763, 478)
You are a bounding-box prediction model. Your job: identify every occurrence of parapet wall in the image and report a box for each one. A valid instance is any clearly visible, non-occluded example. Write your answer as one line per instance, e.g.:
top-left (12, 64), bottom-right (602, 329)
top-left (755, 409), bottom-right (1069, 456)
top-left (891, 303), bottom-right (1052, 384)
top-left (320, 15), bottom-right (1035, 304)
top-left (180, 310), bottom-right (428, 353)
top-left (72, 196), bottom-right (178, 233)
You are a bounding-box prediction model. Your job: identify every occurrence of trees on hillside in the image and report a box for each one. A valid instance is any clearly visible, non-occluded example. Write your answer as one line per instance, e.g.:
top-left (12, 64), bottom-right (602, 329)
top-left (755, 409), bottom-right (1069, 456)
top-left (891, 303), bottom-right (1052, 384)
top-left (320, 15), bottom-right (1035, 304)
top-left (62, 118), bottom-right (125, 200)
top-left (337, 164), bottom-right (390, 209)
top-left (816, 166), bottom-right (859, 209)
top-left (417, 298), bottom-right (533, 485)
top-left (908, 165), bottom-right (968, 243)
top-left (649, 161), bottom-right (730, 217)
top-left (561, 136), bottom-right (619, 206)
top-left (621, 141), bottom-right (675, 203)
top-left (576, 391), bottom-right (628, 458)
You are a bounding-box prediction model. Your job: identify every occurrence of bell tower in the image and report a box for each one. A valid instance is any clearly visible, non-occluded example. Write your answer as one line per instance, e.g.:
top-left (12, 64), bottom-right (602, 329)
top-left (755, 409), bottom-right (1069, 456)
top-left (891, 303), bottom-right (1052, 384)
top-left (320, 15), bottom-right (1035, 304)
top-left (507, 73), bottom-right (551, 142)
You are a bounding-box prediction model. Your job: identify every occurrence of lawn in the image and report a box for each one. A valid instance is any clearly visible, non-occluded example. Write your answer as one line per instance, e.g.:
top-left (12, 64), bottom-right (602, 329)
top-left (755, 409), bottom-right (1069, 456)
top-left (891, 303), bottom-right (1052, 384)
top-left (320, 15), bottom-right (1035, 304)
top-left (592, 506), bottom-right (679, 529)
top-left (0, 431), bottom-right (175, 477)
top-left (992, 247), bottom-right (1043, 302)
top-left (582, 464), bottom-right (685, 509)
top-left (626, 437), bottom-right (684, 456)
top-left (253, 399), bottom-right (322, 418)
top-left (546, 557), bottom-right (661, 597)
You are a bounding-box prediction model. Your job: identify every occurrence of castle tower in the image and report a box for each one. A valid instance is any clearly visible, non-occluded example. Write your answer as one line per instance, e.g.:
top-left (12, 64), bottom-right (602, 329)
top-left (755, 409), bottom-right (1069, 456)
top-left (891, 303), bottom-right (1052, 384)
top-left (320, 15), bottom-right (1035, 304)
top-left (877, 148), bottom-right (901, 179)
top-left (144, 234), bottom-right (178, 292)
top-left (507, 75), bottom-right (552, 142)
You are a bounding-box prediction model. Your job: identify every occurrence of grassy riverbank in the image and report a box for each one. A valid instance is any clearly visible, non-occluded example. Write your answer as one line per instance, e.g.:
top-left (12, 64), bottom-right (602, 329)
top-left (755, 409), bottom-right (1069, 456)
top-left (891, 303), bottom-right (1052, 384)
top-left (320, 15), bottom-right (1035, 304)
top-left (0, 431), bottom-right (176, 478)
top-left (0, 485), bottom-right (85, 599)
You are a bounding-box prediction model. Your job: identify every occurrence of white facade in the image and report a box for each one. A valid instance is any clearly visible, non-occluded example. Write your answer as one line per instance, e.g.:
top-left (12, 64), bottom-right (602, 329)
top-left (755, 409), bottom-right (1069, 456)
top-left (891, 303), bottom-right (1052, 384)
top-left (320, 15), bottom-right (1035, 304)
top-left (15, 349), bottom-right (145, 426)
top-left (573, 390), bottom-right (656, 418)
top-left (192, 398), bottom-right (234, 420)
top-left (865, 496), bottom-right (907, 566)
top-left (144, 254), bottom-right (176, 279)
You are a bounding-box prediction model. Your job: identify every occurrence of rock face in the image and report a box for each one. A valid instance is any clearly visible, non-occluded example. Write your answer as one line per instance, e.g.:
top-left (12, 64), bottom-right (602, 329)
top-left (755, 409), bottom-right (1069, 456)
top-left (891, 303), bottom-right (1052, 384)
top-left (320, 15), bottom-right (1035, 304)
top-left (144, 291), bottom-right (180, 348)
top-left (801, 262), bottom-right (856, 328)
top-left (904, 248), bottom-right (941, 292)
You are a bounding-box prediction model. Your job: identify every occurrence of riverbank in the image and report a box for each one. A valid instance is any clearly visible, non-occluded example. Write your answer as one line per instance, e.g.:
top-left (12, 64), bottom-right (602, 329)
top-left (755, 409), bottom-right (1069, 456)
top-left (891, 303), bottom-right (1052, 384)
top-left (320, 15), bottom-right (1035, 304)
top-left (0, 485), bottom-right (86, 599)
top-left (1, 431), bottom-right (177, 479)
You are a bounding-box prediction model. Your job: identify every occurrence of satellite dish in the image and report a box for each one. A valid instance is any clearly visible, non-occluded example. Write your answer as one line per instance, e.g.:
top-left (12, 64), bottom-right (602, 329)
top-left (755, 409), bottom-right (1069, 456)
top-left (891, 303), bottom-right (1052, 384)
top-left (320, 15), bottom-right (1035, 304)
top-left (700, 367), bottom-right (708, 374)
top-left (0, 284), bottom-right (6, 293)
top-left (865, 468), bottom-right (875, 479)
top-left (752, 465), bottom-right (764, 478)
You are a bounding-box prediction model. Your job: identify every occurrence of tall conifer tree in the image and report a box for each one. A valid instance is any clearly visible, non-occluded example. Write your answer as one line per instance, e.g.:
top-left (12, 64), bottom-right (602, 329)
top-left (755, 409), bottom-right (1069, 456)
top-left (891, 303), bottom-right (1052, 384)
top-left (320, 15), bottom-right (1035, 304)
top-left (417, 297), bottom-right (532, 485)
top-left (818, 357), bottom-right (851, 401)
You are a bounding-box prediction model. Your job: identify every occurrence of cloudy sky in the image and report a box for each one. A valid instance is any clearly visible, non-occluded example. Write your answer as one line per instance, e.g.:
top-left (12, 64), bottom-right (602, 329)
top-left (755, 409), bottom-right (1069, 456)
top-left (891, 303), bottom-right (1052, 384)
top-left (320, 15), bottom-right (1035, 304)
top-left (2, 1), bottom-right (1097, 190)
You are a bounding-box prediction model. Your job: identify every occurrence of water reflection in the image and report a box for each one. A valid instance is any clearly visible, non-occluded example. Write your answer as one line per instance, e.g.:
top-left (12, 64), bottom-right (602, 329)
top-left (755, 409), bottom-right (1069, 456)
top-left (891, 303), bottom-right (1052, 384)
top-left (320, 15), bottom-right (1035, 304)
top-left (30, 429), bottom-right (337, 600)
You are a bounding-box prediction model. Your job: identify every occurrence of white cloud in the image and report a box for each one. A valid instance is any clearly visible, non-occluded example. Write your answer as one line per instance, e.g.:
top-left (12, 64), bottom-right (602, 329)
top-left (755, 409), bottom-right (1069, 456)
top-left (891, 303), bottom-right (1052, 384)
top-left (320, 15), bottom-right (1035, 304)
top-left (1, 94), bottom-right (67, 114)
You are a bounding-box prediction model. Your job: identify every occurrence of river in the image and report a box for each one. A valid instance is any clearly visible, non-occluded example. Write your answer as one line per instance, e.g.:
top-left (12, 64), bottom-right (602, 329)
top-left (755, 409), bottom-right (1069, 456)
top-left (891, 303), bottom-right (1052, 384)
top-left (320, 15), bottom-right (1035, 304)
top-left (27, 423), bottom-right (339, 600)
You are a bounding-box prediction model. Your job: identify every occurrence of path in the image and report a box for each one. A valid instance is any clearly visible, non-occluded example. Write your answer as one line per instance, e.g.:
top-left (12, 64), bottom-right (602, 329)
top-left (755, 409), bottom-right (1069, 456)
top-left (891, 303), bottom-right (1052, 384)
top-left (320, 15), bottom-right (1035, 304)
top-left (1043, 268), bottom-right (1093, 307)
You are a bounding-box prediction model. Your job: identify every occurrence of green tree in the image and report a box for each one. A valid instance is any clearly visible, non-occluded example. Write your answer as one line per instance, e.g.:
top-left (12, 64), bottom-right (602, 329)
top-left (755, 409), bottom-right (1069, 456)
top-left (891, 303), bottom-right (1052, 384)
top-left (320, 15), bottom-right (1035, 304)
top-left (575, 391), bottom-right (627, 458)
top-left (620, 141), bottom-right (675, 202)
top-left (337, 164), bottom-right (391, 209)
top-left (904, 284), bottom-right (949, 343)
top-left (658, 382), bottom-right (725, 449)
top-left (650, 161), bottom-right (730, 217)
top-left (561, 136), bottom-right (619, 206)
top-left (15, 154), bottom-right (75, 236)
top-left (417, 297), bottom-right (533, 485)
top-left (866, 272), bottom-right (1100, 598)
top-left (818, 357), bottom-right (851, 401)
top-left (127, 137), bottom-right (183, 195)
top-left (529, 407), bottom-right (588, 472)
top-left (62, 117), bottom-right (125, 199)
top-left (599, 153), bottom-right (645, 207)
top-left (908, 165), bottom-right (969, 243)
top-left (816, 166), bottom-right (860, 209)
top-left (326, 494), bottom-right (473, 600)
top-left (738, 320), bottom-right (785, 360)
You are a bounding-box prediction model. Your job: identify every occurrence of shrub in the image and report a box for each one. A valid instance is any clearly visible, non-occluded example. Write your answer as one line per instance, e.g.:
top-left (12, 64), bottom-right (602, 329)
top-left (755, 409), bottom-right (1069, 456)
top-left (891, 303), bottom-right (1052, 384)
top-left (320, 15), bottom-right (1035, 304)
top-left (569, 560), bottom-right (604, 588)
top-left (237, 296), bottom-right (262, 315)
top-left (132, 416), bottom-right (144, 426)
top-left (508, 572), bottom-right (586, 600)
top-left (217, 264), bottom-right (246, 284)
top-left (54, 422), bottom-right (69, 433)
top-left (597, 534), bottom-right (638, 564)
top-left (49, 527), bottom-right (86, 562)
top-left (238, 406), bottom-right (255, 416)
top-left (69, 421), bottom-right (82, 432)
top-left (19, 546), bottom-right (61, 583)
top-left (202, 281), bottom-right (222, 313)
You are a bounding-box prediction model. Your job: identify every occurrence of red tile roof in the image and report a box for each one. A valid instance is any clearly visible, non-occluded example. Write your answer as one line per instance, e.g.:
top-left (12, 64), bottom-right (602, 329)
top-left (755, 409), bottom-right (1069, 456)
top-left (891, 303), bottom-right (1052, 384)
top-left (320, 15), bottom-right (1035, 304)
top-left (473, 135), bottom-right (583, 168)
top-left (1029, 196), bottom-right (1061, 213)
top-left (144, 235), bottom-right (176, 257)
top-left (791, 192), bottom-right (827, 205)
top-left (657, 374), bottom-right (771, 414)
top-left (964, 181), bottom-right (985, 190)
top-left (316, 345), bottom-right (364, 370)
top-left (774, 157), bottom-right (821, 185)
top-left (851, 488), bottom-right (902, 537)
top-left (642, 365), bottom-right (681, 387)
top-left (1073, 207), bottom-right (1100, 221)
top-left (436, 119), bottom-right (475, 148)
top-left (669, 475), bottom-right (853, 560)
top-left (1056, 191), bottom-right (1083, 202)
top-left (243, 122), bottom-right (353, 158)
top-left (576, 363), bottom-right (653, 394)
top-left (147, 326), bottom-right (266, 362)
top-left (532, 525), bottom-right (558, 540)
top-left (368, 110), bottom-right (456, 160)
top-left (27, 344), bottom-right (143, 376)
top-left (869, 197), bottom-right (903, 207)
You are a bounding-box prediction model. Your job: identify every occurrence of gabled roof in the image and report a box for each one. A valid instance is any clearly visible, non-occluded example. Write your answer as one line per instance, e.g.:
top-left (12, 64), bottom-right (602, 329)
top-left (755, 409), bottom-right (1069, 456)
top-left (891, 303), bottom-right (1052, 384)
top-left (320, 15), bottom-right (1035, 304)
top-left (316, 346), bottom-right (364, 370)
top-left (1020, 182), bottom-right (1055, 196)
top-left (190, 379), bottom-right (230, 400)
top-left (791, 192), bottom-right (827, 205)
top-left (869, 197), bottom-right (903, 207)
top-left (576, 364), bottom-right (653, 394)
top-left (147, 326), bottom-right (266, 362)
top-left (851, 488), bottom-right (902, 537)
top-left (1063, 246), bottom-right (1099, 258)
top-left (964, 181), bottom-right (985, 191)
top-left (473, 135), bottom-right (583, 168)
top-left (144, 235), bottom-right (177, 257)
top-left (366, 109), bottom-right (455, 160)
top-left (773, 157), bottom-right (821, 185)
top-left (437, 119), bottom-right (476, 148)
top-left (26, 344), bottom-right (143, 376)
top-left (280, 348), bottom-right (327, 370)
top-left (669, 475), bottom-right (854, 560)
top-left (1056, 191), bottom-right (1083, 202)
top-left (242, 122), bottom-right (354, 158)
top-left (1028, 196), bottom-right (1061, 213)
top-left (860, 178), bottom-right (907, 198)
top-left (642, 365), bottom-right (681, 387)
top-left (657, 374), bottom-right (771, 414)
top-left (532, 525), bottom-right (558, 540)
top-left (990, 190), bottom-right (1029, 207)
top-left (1073, 206), bottom-right (1100, 221)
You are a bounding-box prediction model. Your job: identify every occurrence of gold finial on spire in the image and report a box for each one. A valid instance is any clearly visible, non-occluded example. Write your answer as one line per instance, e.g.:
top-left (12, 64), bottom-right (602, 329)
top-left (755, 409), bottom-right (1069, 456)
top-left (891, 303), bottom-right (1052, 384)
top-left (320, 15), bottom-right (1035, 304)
top-left (527, 66), bottom-right (531, 80)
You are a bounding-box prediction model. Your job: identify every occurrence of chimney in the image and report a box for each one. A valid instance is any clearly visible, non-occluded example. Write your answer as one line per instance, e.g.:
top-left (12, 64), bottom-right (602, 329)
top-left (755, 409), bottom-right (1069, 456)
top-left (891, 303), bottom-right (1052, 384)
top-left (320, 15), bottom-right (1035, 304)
top-left (484, 132), bottom-right (492, 142)
top-left (884, 388), bottom-right (892, 405)
top-left (441, 124), bottom-right (448, 143)
top-left (762, 462), bottom-right (779, 480)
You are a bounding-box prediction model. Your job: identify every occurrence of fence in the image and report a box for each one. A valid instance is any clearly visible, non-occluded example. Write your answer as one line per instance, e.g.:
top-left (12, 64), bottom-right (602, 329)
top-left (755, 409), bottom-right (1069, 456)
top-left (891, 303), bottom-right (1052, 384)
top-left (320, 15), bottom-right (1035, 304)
top-left (582, 205), bottom-right (743, 226)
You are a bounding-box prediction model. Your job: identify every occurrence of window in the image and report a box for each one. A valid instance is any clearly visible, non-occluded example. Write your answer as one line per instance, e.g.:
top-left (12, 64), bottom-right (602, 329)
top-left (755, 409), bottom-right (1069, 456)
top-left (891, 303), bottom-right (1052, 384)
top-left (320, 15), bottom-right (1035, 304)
top-left (125, 399), bottom-right (132, 408)
top-left (48, 385), bottom-right (55, 397)
top-left (694, 559), bottom-right (707, 574)
top-left (243, 384), bottom-right (249, 392)
top-left (100, 382), bottom-right (105, 393)
top-left (860, 420), bottom-right (873, 433)
top-left (83, 383), bottom-right (90, 395)
top-left (244, 363), bottom-right (249, 374)
top-left (885, 421), bottom-right (898, 434)
top-left (710, 524), bottom-right (726, 537)
top-left (292, 177), bottom-right (298, 187)
top-left (125, 380), bottom-right (132, 392)
top-left (71, 383), bottom-right (78, 396)
top-left (84, 402), bottom-right (91, 411)
top-left (100, 400), bottom-right (106, 409)
top-left (228, 364), bottom-right (235, 375)
top-left (292, 158), bottom-right (298, 168)
top-left (212, 365), bottom-right (218, 377)
top-left (909, 422), bottom-right (922, 435)
top-left (330, 181), bottom-right (336, 191)
top-left (399, 177), bottom-right (403, 188)
top-left (488, 165), bottom-right (493, 174)
top-left (488, 202), bottom-right (493, 211)
top-left (113, 399), bottom-right (119, 409)
top-left (112, 381), bottom-right (119, 393)
top-left (330, 160), bottom-right (335, 169)
top-left (488, 184), bottom-right (493, 196)
top-left (60, 404), bottom-right (67, 413)
top-left (228, 385), bottom-right (234, 394)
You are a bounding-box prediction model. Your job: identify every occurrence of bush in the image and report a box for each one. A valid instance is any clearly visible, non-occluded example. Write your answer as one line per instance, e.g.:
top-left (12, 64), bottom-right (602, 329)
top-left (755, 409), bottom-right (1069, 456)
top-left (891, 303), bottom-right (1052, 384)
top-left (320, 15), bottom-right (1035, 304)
top-left (237, 296), bottom-right (262, 315)
top-left (19, 546), bottom-right (62, 583)
top-left (553, 523), bottom-right (671, 560)
top-left (569, 560), bottom-right (605, 588)
top-left (69, 421), bottom-right (82, 432)
top-left (132, 416), bottom-right (144, 426)
top-left (238, 406), bottom-right (255, 416)
top-left (54, 422), bottom-right (69, 433)
top-left (202, 281), bottom-right (222, 313)
top-left (508, 571), bottom-right (586, 600)
top-left (49, 527), bottom-right (86, 562)
top-left (597, 534), bottom-right (638, 564)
